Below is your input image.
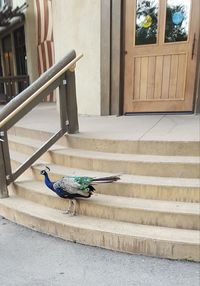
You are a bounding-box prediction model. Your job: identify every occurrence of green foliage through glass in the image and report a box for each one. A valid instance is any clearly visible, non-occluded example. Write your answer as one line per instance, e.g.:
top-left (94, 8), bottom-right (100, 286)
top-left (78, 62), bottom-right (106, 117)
top-left (135, 0), bottom-right (159, 45)
top-left (165, 0), bottom-right (191, 43)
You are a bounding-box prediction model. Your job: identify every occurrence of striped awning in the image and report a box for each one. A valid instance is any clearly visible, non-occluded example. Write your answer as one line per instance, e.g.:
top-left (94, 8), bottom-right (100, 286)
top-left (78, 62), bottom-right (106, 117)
top-left (35, 0), bottom-right (55, 102)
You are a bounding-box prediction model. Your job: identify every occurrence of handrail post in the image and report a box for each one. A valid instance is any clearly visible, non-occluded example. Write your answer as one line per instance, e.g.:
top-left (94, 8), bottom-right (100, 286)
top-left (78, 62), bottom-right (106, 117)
top-left (65, 70), bottom-right (79, 134)
top-left (0, 140), bottom-right (8, 198)
top-left (1, 130), bottom-right (13, 181)
top-left (59, 74), bottom-right (69, 132)
top-left (59, 70), bottom-right (79, 134)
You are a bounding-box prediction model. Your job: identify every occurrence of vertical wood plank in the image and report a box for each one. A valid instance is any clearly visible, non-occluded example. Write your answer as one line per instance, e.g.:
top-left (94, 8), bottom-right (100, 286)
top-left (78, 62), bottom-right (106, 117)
top-left (140, 57), bottom-right (148, 100)
top-left (169, 54), bottom-right (179, 99)
top-left (162, 55), bottom-right (171, 99)
top-left (133, 57), bottom-right (141, 100)
top-left (154, 56), bottom-right (163, 99)
top-left (176, 54), bottom-right (187, 99)
top-left (147, 56), bottom-right (156, 99)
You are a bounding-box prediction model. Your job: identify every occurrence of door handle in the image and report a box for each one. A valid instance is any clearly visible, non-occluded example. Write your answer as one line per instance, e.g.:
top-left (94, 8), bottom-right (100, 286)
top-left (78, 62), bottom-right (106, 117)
top-left (191, 33), bottom-right (196, 60)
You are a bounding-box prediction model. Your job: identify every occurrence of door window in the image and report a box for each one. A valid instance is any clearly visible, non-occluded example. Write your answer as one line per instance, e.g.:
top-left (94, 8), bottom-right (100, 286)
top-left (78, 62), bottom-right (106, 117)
top-left (165, 0), bottom-right (191, 42)
top-left (135, 0), bottom-right (159, 45)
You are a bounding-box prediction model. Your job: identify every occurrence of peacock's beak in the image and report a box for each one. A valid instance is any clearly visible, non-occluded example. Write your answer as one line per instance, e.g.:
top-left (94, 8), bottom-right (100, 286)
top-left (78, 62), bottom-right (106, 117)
top-left (44, 166), bottom-right (50, 172)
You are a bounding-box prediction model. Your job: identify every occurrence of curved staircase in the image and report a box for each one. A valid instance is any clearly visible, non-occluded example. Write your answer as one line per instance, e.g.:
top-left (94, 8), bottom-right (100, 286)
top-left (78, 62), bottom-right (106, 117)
top-left (0, 125), bottom-right (199, 261)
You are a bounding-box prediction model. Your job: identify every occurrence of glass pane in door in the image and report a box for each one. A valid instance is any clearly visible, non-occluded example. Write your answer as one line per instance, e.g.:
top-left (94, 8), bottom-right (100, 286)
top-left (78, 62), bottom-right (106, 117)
top-left (135, 0), bottom-right (159, 45)
top-left (165, 0), bottom-right (191, 42)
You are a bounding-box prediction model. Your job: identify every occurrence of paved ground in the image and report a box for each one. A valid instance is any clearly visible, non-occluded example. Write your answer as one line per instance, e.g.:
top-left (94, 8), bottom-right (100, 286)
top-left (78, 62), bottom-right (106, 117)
top-left (0, 216), bottom-right (199, 286)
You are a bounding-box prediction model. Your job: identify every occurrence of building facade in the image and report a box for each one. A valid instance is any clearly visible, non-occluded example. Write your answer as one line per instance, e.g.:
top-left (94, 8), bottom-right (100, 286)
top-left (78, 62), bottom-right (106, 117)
top-left (0, 0), bottom-right (199, 115)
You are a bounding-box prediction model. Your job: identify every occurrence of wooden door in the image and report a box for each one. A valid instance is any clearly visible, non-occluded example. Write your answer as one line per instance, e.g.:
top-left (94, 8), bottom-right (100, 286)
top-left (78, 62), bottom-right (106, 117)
top-left (123, 0), bottom-right (199, 113)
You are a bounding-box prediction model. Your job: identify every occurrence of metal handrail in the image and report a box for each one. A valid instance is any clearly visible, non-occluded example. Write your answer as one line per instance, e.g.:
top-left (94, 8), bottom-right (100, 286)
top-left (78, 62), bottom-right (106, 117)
top-left (0, 50), bottom-right (82, 197)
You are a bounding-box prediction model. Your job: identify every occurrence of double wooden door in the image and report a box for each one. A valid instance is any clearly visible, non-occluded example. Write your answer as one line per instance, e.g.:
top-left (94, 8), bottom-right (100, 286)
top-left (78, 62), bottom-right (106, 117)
top-left (123, 0), bottom-right (199, 113)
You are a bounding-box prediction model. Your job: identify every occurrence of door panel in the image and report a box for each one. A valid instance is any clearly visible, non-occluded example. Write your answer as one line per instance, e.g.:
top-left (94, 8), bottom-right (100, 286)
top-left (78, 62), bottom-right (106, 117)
top-left (123, 0), bottom-right (199, 113)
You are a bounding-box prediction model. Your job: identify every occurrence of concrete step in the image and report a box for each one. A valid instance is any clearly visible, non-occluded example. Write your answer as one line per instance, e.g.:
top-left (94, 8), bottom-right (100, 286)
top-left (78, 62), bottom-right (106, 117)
top-left (9, 150), bottom-right (45, 175)
top-left (8, 133), bottom-right (200, 178)
top-left (10, 180), bottom-right (200, 230)
top-left (8, 134), bottom-right (62, 161)
top-left (9, 152), bottom-right (200, 203)
top-left (49, 148), bottom-right (200, 178)
top-left (63, 134), bottom-right (200, 157)
top-left (0, 196), bottom-right (199, 261)
top-left (9, 126), bottom-right (53, 142)
top-left (9, 126), bottom-right (200, 156)
top-left (8, 134), bottom-right (44, 154)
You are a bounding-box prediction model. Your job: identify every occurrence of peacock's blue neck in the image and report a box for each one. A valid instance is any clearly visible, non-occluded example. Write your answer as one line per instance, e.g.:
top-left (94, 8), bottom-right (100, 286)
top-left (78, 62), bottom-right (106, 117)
top-left (44, 173), bottom-right (54, 191)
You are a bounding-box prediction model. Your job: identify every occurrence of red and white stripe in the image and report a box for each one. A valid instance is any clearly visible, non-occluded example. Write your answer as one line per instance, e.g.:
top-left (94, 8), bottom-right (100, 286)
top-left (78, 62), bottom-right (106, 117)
top-left (35, 0), bottom-right (55, 101)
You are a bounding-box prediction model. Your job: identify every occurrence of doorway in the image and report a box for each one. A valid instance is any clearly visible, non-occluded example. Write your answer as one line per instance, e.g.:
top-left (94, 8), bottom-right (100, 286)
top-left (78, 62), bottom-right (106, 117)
top-left (123, 0), bottom-right (199, 113)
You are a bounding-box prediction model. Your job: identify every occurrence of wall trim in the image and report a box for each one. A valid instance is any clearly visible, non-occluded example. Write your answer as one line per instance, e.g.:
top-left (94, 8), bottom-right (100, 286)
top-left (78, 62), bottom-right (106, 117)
top-left (100, 0), bottom-right (111, 115)
top-left (100, 0), bottom-right (122, 115)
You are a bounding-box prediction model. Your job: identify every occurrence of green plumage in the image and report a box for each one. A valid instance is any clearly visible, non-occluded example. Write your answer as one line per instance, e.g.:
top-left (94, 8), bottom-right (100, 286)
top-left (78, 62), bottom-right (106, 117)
top-left (74, 176), bottom-right (93, 190)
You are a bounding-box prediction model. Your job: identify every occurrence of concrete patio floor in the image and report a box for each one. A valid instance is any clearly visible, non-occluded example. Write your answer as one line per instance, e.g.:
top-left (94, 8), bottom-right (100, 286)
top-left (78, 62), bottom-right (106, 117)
top-left (1, 102), bottom-right (199, 142)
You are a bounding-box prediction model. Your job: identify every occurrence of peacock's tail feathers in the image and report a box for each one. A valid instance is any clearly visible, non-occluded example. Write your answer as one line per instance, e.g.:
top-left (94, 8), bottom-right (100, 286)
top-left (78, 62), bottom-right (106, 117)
top-left (74, 175), bottom-right (120, 188)
top-left (91, 175), bottom-right (120, 184)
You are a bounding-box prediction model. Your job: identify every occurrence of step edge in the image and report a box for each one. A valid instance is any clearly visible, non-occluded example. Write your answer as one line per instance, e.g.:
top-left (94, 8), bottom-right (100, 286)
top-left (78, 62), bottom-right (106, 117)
top-left (11, 182), bottom-right (200, 215)
top-left (0, 196), bottom-right (199, 245)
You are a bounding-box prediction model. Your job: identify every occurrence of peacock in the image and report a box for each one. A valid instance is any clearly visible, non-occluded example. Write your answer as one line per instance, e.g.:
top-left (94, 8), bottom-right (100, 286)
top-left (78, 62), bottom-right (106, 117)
top-left (41, 166), bottom-right (120, 215)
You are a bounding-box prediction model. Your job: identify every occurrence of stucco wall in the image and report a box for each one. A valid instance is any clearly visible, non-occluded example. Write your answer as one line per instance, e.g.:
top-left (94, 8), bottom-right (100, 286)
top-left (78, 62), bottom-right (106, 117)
top-left (12, 0), bottom-right (25, 7)
top-left (52, 0), bottom-right (101, 115)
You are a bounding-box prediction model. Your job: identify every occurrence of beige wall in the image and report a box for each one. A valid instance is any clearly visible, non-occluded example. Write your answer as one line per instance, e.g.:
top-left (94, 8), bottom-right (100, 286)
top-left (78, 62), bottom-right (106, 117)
top-left (12, 0), bottom-right (25, 7)
top-left (52, 0), bottom-right (101, 115)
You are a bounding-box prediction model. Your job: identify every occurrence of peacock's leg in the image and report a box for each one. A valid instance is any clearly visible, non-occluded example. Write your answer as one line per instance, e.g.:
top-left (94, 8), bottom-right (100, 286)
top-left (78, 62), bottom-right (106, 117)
top-left (71, 199), bottom-right (77, 216)
top-left (63, 199), bottom-right (72, 214)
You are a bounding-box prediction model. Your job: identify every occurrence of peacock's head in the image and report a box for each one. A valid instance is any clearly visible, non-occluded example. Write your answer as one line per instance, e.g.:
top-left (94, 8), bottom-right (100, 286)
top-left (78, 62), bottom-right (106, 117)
top-left (40, 166), bottom-right (50, 176)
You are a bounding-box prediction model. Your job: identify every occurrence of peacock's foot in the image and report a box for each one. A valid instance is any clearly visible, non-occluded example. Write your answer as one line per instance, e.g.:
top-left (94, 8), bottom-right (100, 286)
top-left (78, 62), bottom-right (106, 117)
top-left (63, 199), bottom-right (77, 216)
top-left (63, 210), bottom-right (76, 216)
top-left (63, 210), bottom-right (70, 214)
